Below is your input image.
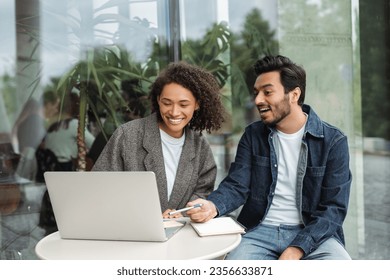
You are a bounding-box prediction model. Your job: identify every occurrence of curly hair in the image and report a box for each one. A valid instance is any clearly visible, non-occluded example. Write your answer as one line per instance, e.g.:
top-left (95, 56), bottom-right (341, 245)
top-left (150, 61), bottom-right (225, 133)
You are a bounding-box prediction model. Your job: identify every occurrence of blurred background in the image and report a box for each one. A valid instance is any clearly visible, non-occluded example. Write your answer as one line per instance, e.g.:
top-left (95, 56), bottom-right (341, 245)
top-left (0, 0), bottom-right (388, 260)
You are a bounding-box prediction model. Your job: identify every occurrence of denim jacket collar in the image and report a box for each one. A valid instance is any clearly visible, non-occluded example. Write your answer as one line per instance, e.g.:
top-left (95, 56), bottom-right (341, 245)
top-left (266, 104), bottom-right (324, 139)
top-left (302, 104), bottom-right (325, 139)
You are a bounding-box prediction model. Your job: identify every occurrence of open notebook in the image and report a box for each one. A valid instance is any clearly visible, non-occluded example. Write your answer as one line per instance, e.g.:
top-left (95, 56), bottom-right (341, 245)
top-left (44, 171), bottom-right (185, 242)
top-left (190, 216), bottom-right (245, 237)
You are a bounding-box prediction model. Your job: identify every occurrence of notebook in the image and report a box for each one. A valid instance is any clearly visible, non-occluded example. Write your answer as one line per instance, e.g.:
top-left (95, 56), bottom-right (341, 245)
top-left (190, 216), bottom-right (245, 237)
top-left (43, 171), bottom-right (185, 242)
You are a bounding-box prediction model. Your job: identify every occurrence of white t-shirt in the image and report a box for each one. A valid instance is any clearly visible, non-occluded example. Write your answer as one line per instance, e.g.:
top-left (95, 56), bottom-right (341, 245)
top-left (263, 124), bottom-right (305, 225)
top-left (160, 129), bottom-right (185, 200)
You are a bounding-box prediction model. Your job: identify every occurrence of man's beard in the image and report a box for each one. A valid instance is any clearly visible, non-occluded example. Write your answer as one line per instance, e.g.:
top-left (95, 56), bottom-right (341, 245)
top-left (258, 101), bottom-right (291, 128)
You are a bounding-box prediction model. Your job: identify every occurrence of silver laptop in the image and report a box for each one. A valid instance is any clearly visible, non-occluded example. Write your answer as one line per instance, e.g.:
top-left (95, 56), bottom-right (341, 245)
top-left (43, 171), bottom-right (185, 242)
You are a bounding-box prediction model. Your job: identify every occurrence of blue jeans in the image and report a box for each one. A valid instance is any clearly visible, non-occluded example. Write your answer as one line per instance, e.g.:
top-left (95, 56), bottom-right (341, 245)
top-left (226, 224), bottom-right (351, 260)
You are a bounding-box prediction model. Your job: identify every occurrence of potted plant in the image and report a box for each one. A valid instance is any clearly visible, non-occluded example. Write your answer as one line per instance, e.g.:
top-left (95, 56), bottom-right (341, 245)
top-left (56, 45), bottom-right (154, 170)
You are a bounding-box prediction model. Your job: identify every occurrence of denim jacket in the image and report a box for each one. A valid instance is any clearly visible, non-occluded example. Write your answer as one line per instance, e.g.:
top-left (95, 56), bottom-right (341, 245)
top-left (208, 104), bottom-right (352, 256)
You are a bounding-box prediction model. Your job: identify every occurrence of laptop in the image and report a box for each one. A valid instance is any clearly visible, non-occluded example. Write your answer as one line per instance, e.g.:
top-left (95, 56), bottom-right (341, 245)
top-left (43, 171), bottom-right (185, 242)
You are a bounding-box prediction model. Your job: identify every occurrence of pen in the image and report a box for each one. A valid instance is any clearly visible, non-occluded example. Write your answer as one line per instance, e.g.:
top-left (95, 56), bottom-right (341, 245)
top-left (168, 203), bottom-right (203, 216)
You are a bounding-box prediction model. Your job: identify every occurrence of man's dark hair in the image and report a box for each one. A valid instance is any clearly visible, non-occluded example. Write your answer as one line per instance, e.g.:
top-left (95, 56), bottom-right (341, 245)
top-left (254, 55), bottom-right (306, 105)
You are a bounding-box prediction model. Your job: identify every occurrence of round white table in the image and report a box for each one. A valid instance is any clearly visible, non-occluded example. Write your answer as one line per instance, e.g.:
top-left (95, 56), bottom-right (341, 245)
top-left (35, 223), bottom-right (241, 260)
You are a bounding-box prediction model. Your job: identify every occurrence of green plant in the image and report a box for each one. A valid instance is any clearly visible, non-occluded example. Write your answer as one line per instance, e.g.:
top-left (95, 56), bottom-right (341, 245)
top-left (181, 22), bottom-right (230, 88)
top-left (18, 1), bottom-right (235, 171)
top-left (44, 3), bottom-right (160, 170)
top-left (56, 45), bottom-right (154, 170)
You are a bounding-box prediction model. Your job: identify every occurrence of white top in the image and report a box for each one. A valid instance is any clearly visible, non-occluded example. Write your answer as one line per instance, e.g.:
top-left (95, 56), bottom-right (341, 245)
top-left (263, 124), bottom-right (305, 225)
top-left (160, 129), bottom-right (185, 200)
top-left (44, 119), bottom-right (95, 162)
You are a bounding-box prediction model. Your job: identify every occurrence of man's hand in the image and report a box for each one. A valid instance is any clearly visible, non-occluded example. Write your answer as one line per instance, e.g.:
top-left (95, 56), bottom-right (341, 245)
top-left (278, 246), bottom-right (304, 260)
top-left (186, 199), bottom-right (218, 223)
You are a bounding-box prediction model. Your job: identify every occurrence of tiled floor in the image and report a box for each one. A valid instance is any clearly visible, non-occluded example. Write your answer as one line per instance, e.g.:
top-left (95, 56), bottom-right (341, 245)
top-left (0, 154), bottom-right (389, 260)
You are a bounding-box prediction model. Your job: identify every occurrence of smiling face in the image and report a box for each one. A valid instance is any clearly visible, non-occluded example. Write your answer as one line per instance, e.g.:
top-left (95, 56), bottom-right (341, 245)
top-left (157, 83), bottom-right (199, 138)
top-left (253, 71), bottom-right (297, 130)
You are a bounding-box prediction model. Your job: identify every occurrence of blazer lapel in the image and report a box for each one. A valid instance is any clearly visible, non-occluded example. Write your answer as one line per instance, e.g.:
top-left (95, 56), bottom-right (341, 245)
top-left (142, 114), bottom-right (169, 211)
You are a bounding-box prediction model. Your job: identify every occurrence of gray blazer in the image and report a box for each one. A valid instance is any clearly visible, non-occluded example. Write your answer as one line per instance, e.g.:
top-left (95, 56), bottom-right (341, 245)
top-left (92, 113), bottom-right (217, 212)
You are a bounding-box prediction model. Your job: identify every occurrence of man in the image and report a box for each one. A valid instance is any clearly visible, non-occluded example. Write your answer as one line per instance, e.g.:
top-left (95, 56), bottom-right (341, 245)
top-left (187, 55), bottom-right (352, 260)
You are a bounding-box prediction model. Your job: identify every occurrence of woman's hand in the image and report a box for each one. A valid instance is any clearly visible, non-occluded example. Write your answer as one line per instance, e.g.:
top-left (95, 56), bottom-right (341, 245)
top-left (162, 209), bottom-right (183, 219)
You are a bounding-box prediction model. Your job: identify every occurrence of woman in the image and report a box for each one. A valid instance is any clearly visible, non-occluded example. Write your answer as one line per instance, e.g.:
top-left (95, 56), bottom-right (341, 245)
top-left (43, 92), bottom-right (95, 170)
top-left (38, 92), bottom-right (95, 234)
top-left (92, 62), bottom-right (225, 218)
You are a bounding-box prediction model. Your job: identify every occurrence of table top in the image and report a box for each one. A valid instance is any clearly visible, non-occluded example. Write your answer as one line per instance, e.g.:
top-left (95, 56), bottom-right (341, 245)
top-left (35, 223), bottom-right (241, 260)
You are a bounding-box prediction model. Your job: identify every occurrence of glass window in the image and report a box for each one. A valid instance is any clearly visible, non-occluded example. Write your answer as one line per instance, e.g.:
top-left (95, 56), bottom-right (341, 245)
top-left (0, 1), bottom-right (16, 134)
top-left (0, 0), bottom-right (389, 261)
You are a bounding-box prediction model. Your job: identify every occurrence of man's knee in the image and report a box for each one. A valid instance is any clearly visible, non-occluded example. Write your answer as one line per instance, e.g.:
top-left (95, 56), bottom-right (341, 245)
top-left (304, 238), bottom-right (351, 260)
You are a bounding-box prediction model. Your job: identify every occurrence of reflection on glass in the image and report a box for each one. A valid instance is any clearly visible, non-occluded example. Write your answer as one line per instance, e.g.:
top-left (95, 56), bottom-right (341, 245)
top-left (0, 0), bottom-right (388, 261)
